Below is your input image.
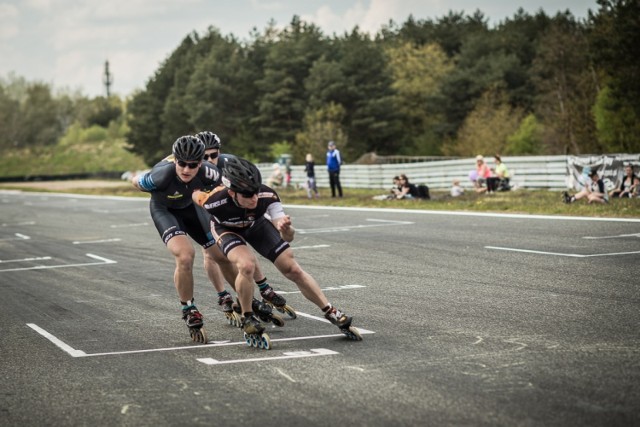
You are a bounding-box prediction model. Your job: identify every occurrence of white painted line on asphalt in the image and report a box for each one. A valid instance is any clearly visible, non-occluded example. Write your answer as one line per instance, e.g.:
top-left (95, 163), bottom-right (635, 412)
top-left (72, 238), bottom-right (122, 244)
top-left (110, 223), bottom-right (148, 228)
top-left (277, 284), bottom-right (366, 294)
top-left (0, 253), bottom-right (117, 273)
top-left (0, 233), bottom-right (31, 241)
top-left (1, 221), bottom-right (35, 227)
top-left (297, 218), bottom-right (413, 234)
top-left (0, 256), bottom-right (52, 264)
top-left (485, 246), bottom-right (640, 258)
top-left (292, 244), bottom-right (330, 250)
top-left (583, 233), bottom-right (640, 240)
top-left (27, 318), bottom-right (374, 358)
top-left (27, 323), bottom-right (87, 357)
top-left (197, 348), bottom-right (339, 365)
top-left (295, 311), bottom-right (375, 334)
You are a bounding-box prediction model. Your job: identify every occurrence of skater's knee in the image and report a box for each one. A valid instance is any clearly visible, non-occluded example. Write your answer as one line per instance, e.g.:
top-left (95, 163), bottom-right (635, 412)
top-left (235, 258), bottom-right (257, 279)
top-left (175, 250), bottom-right (196, 270)
top-left (281, 262), bottom-right (305, 281)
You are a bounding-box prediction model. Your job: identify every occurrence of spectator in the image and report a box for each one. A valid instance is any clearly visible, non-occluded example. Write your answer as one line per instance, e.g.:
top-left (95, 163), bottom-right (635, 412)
top-left (266, 163), bottom-right (283, 188)
top-left (472, 155), bottom-right (492, 193)
top-left (395, 174), bottom-right (418, 199)
top-left (563, 168), bottom-right (609, 204)
top-left (284, 159), bottom-right (292, 188)
top-left (304, 153), bottom-right (319, 198)
top-left (487, 154), bottom-right (511, 192)
top-left (610, 164), bottom-right (639, 198)
top-left (451, 179), bottom-right (464, 197)
top-left (326, 141), bottom-right (343, 197)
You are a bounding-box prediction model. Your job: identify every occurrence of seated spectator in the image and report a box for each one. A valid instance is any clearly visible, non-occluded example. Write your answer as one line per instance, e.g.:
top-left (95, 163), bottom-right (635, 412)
top-left (472, 155), bottom-right (492, 193)
top-left (395, 174), bottom-right (419, 199)
top-left (451, 179), bottom-right (464, 197)
top-left (372, 176), bottom-right (402, 200)
top-left (563, 169), bottom-right (609, 204)
top-left (487, 154), bottom-right (511, 192)
top-left (609, 164), bottom-right (639, 198)
top-left (266, 163), bottom-right (283, 187)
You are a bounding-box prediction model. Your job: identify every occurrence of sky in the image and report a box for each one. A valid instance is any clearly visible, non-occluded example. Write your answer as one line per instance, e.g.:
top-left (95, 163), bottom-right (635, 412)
top-left (0, 0), bottom-right (597, 98)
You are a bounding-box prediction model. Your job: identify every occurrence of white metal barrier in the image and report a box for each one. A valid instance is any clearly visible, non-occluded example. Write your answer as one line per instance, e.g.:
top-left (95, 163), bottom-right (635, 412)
top-left (259, 155), bottom-right (569, 191)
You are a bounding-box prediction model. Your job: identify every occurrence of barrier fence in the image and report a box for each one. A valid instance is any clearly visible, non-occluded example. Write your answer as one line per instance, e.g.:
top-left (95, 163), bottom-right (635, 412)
top-left (259, 155), bottom-right (569, 191)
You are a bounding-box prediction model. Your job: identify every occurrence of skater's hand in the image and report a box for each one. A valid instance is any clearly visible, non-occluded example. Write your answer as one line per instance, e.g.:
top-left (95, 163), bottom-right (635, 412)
top-left (275, 215), bottom-right (295, 242)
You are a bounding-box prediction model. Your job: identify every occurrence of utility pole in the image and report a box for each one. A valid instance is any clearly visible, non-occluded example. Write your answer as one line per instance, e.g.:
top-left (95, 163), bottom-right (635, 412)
top-left (103, 60), bottom-right (113, 97)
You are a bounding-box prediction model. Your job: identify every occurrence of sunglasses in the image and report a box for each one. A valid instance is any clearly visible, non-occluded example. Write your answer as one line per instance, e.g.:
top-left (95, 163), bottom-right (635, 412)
top-left (238, 191), bottom-right (257, 198)
top-left (177, 160), bottom-right (200, 169)
top-left (203, 152), bottom-right (219, 161)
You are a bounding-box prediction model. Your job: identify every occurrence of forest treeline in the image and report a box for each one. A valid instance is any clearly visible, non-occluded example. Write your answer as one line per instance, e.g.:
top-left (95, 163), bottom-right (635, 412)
top-left (1, 0), bottom-right (638, 167)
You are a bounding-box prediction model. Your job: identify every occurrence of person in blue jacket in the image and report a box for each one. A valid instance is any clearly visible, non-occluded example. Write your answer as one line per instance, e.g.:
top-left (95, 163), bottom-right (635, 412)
top-left (326, 141), bottom-right (343, 197)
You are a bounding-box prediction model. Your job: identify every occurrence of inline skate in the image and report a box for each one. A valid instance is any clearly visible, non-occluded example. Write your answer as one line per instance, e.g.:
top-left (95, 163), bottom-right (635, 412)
top-left (219, 293), bottom-right (241, 327)
top-left (242, 314), bottom-right (271, 350)
top-left (231, 298), bottom-right (285, 327)
top-left (260, 285), bottom-right (297, 319)
top-left (182, 305), bottom-right (208, 343)
top-left (324, 306), bottom-right (362, 341)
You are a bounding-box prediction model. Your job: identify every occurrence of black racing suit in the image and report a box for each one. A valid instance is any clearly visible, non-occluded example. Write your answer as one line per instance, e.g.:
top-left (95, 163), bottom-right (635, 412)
top-left (195, 184), bottom-right (289, 263)
top-left (136, 160), bottom-right (221, 247)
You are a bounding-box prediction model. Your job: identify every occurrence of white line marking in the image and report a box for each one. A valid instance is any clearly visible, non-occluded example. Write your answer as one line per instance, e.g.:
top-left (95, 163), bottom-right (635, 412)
top-left (583, 233), bottom-right (640, 240)
top-left (278, 284), bottom-right (366, 294)
top-left (1, 221), bottom-right (35, 227)
top-left (27, 323), bottom-right (87, 357)
top-left (27, 320), bottom-right (374, 358)
top-left (292, 244), bottom-right (330, 250)
top-left (295, 311), bottom-right (375, 334)
top-left (0, 253), bottom-right (116, 273)
top-left (0, 233), bottom-right (31, 241)
top-left (485, 246), bottom-right (640, 258)
top-left (0, 256), bottom-right (52, 264)
top-left (473, 337), bottom-right (483, 345)
top-left (110, 223), bottom-right (148, 228)
top-left (297, 219), bottom-right (413, 234)
top-left (197, 348), bottom-right (339, 365)
top-left (73, 238), bottom-right (122, 244)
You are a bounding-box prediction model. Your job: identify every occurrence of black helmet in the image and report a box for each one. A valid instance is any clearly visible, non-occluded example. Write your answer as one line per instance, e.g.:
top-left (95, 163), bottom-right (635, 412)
top-left (195, 131), bottom-right (221, 149)
top-left (172, 136), bottom-right (205, 162)
top-left (221, 157), bottom-right (262, 194)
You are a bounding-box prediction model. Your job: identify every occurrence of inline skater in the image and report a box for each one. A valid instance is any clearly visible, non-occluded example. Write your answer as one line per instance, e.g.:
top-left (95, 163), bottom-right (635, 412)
top-left (131, 135), bottom-right (230, 344)
top-left (195, 131), bottom-right (296, 321)
top-left (192, 157), bottom-right (362, 349)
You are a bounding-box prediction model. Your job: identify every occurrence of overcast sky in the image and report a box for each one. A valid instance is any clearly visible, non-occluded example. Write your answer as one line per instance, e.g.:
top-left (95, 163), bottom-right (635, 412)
top-left (0, 0), bottom-right (596, 98)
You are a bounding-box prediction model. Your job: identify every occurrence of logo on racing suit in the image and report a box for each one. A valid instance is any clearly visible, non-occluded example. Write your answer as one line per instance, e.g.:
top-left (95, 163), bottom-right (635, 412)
top-left (167, 191), bottom-right (183, 200)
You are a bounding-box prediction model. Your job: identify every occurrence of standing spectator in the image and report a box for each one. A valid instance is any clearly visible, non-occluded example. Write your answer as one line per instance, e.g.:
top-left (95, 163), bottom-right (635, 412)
top-left (563, 169), bottom-right (609, 204)
top-left (304, 153), bottom-right (319, 198)
top-left (326, 141), bottom-right (343, 197)
top-left (284, 159), bottom-right (292, 188)
top-left (610, 164), bottom-right (639, 198)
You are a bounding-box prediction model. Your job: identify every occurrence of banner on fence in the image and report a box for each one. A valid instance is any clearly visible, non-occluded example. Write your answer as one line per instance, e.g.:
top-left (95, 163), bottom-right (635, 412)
top-left (566, 154), bottom-right (640, 191)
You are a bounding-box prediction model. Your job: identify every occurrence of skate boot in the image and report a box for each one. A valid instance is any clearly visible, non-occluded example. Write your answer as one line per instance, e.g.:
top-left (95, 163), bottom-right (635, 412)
top-left (324, 306), bottom-right (362, 341)
top-left (562, 191), bottom-right (572, 204)
top-left (252, 298), bottom-right (285, 327)
top-left (219, 293), bottom-right (241, 327)
top-left (242, 314), bottom-right (271, 350)
top-left (182, 305), bottom-right (208, 344)
top-left (260, 285), bottom-right (297, 319)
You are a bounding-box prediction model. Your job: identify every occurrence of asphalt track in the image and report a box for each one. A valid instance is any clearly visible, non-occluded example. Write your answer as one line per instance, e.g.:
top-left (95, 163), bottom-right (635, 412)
top-left (1, 190), bottom-right (639, 427)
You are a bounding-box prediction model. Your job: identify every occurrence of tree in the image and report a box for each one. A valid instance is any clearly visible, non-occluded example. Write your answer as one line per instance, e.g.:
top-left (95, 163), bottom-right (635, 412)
top-left (386, 42), bottom-right (453, 154)
top-left (504, 113), bottom-right (544, 155)
top-left (443, 87), bottom-right (524, 156)
top-left (293, 102), bottom-right (347, 163)
top-left (593, 85), bottom-right (640, 153)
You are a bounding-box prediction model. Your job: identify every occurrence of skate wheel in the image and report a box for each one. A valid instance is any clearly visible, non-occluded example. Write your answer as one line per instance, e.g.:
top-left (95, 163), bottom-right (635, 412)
top-left (243, 332), bottom-right (252, 346)
top-left (251, 335), bottom-right (259, 347)
top-left (344, 326), bottom-right (362, 341)
top-left (190, 327), bottom-right (208, 344)
top-left (271, 313), bottom-right (285, 327)
top-left (282, 305), bottom-right (297, 319)
top-left (261, 333), bottom-right (271, 350)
